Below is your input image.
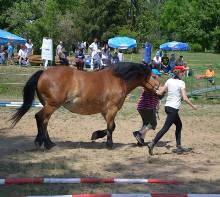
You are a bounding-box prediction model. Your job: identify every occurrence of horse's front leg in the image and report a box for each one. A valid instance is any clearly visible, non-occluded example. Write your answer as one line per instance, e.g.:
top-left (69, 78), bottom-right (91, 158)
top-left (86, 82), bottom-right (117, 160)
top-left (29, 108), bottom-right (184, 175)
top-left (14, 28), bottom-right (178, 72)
top-left (91, 112), bottom-right (109, 140)
top-left (91, 129), bottom-right (107, 141)
top-left (105, 108), bottom-right (117, 148)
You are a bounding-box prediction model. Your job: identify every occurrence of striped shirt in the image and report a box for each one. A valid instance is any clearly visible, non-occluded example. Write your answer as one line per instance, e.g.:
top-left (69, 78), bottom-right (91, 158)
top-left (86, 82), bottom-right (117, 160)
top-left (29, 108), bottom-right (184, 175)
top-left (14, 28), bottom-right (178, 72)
top-left (137, 89), bottom-right (159, 110)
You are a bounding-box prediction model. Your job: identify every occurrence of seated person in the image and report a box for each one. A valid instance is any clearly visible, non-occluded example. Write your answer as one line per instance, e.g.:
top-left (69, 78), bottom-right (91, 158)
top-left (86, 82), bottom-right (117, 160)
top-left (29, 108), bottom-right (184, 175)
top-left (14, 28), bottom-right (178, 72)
top-left (152, 51), bottom-right (161, 70)
top-left (93, 49), bottom-right (102, 70)
top-left (18, 45), bottom-right (29, 66)
top-left (111, 52), bottom-right (119, 64)
top-left (58, 47), bottom-right (69, 66)
top-left (75, 48), bottom-right (85, 70)
top-left (175, 55), bottom-right (185, 66)
top-left (161, 53), bottom-right (170, 73)
top-left (196, 65), bottom-right (215, 85)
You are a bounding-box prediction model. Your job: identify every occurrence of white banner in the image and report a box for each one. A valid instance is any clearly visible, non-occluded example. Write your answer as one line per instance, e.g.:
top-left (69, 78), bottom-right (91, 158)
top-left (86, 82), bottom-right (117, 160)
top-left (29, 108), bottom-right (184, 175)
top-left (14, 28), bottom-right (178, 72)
top-left (41, 37), bottom-right (53, 61)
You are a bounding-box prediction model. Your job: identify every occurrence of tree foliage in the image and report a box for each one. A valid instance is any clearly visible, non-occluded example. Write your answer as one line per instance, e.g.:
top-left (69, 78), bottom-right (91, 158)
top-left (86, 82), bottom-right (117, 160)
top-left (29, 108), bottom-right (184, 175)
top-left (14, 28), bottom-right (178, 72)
top-left (0, 0), bottom-right (219, 52)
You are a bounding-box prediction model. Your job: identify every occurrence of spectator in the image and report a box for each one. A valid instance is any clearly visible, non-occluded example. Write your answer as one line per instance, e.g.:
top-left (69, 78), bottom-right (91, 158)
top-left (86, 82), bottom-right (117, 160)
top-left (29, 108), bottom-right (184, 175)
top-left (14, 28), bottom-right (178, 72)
top-left (18, 45), bottom-right (29, 66)
top-left (93, 49), bottom-right (102, 70)
top-left (101, 43), bottom-right (111, 67)
top-left (89, 38), bottom-right (98, 70)
top-left (75, 47), bottom-right (85, 70)
top-left (169, 53), bottom-right (176, 70)
top-left (25, 39), bottom-right (34, 57)
top-left (196, 65), bottom-right (215, 85)
top-left (146, 66), bottom-right (197, 155)
top-left (0, 45), bottom-right (6, 64)
top-left (56, 41), bottom-right (69, 65)
top-left (175, 55), bottom-right (184, 66)
top-left (153, 51), bottom-right (161, 70)
top-left (133, 68), bottom-right (161, 146)
top-left (118, 50), bottom-right (124, 62)
top-left (161, 53), bottom-right (170, 73)
top-left (7, 42), bottom-right (14, 66)
top-left (112, 51), bottom-right (119, 64)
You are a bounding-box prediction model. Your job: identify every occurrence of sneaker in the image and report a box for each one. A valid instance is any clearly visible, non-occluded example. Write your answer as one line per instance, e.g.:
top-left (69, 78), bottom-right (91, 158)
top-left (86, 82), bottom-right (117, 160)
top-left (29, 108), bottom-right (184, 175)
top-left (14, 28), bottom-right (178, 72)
top-left (172, 146), bottom-right (192, 154)
top-left (146, 142), bottom-right (154, 155)
top-left (133, 131), bottom-right (144, 145)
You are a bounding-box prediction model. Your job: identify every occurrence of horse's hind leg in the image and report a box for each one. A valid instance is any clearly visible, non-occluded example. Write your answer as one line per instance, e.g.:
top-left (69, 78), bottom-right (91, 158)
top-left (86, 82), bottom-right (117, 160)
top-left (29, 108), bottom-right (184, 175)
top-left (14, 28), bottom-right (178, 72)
top-left (34, 105), bottom-right (57, 150)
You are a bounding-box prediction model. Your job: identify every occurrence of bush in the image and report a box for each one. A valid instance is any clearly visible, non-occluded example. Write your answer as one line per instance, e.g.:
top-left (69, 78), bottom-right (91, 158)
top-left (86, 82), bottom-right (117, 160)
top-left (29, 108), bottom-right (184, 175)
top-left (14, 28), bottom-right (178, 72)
top-left (190, 43), bottom-right (203, 52)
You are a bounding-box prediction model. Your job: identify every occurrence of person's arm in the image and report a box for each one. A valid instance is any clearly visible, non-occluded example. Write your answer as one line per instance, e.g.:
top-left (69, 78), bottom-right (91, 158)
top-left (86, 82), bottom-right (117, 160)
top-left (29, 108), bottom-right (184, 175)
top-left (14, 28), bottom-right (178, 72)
top-left (156, 85), bottom-right (167, 96)
top-left (181, 88), bottom-right (197, 109)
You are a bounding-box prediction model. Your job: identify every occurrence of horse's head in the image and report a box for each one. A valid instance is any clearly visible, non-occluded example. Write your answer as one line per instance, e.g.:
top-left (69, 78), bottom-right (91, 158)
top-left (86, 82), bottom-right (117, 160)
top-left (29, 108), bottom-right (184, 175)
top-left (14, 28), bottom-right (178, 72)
top-left (142, 74), bottom-right (160, 93)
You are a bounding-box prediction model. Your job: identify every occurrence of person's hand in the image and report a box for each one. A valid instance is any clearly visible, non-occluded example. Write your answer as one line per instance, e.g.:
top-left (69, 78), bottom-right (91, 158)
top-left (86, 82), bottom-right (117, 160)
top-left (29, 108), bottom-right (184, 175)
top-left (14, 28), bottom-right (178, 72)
top-left (156, 89), bottom-right (160, 95)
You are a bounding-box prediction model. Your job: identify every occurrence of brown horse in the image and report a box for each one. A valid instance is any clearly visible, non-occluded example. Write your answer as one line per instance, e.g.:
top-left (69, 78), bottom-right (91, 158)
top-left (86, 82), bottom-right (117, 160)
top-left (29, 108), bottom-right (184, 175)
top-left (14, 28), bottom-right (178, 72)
top-left (10, 62), bottom-right (159, 149)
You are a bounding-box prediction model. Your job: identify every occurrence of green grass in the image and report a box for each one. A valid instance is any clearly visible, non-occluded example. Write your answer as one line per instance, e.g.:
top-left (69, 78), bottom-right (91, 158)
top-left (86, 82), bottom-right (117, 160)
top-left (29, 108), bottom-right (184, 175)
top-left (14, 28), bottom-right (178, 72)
top-left (0, 51), bottom-right (220, 101)
top-left (124, 50), bottom-right (220, 68)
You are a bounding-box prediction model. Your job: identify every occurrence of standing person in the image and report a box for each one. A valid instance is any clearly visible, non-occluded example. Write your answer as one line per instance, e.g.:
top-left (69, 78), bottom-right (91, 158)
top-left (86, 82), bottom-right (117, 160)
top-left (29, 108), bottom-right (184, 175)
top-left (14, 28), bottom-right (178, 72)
top-left (56, 41), bottom-right (63, 57)
top-left (147, 66), bottom-right (197, 155)
top-left (101, 43), bottom-right (111, 67)
top-left (0, 45), bottom-right (6, 64)
top-left (133, 69), bottom-right (161, 146)
top-left (25, 39), bottom-right (34, 57)
top-left (7, 42), bottom-right (14, 66)
top-left (89, 38), bottom-right (98, 70)
top-left (56, 41), bottom-right (69, 65)
top-left (169, 53), bottom-right (176, 70)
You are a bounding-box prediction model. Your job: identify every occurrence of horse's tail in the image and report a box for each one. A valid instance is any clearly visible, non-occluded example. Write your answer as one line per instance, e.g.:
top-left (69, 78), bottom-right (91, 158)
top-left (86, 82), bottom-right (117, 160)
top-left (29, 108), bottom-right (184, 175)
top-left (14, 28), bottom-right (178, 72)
top-left (10, 70), bottom-right (44, 128)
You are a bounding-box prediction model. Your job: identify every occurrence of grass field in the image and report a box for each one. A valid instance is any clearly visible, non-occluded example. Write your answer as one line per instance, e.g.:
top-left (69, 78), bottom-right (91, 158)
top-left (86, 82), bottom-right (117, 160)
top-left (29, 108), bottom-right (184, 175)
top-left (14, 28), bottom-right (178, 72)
top-left (0, 51), bottom-right (220, 101)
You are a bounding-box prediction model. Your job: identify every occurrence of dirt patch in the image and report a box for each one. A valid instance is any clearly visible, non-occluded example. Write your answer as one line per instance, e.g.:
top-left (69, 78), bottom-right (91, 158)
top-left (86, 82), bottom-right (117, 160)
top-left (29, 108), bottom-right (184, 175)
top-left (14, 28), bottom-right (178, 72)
top-left (0, 103), bottom-right (220, 196)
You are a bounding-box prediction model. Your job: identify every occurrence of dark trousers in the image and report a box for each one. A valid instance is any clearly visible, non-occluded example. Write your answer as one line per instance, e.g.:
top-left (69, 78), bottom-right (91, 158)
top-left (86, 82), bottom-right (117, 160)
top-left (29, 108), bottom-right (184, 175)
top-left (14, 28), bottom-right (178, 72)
top-left (138, 109), bottom-right (157, 130)
top-left (153, 106), bottom-right (182, 146)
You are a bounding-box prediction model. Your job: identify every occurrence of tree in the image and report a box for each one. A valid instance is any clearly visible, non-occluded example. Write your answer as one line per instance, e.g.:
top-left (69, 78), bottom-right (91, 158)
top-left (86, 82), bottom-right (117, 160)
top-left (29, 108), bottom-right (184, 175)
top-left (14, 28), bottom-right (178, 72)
top-left (80, 0), bottom-right (130, 42)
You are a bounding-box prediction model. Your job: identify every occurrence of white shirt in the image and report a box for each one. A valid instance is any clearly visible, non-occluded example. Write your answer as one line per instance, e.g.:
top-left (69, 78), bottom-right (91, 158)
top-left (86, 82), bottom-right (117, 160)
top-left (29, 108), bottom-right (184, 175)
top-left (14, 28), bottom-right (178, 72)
top-left (89, 42), bottom-right (98, 57)
top-left (118, 52), bottom-right (124, 62)
top-left (164, 78), bottom-right (185, 109)
top-left (25, 43), bottom-right (33, 56)
top-left (153, 56), bottom-right (161, 64)
top-left (18, 49), bottom-right (27, 59)
top-left (56, 44), bottom-right (62, 56)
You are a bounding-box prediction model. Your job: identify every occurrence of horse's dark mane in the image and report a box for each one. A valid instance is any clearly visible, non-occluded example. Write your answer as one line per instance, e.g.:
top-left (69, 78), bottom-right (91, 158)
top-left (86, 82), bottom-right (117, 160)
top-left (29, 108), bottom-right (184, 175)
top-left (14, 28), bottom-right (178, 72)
top-left (111, 62), bottom-right (151, 81)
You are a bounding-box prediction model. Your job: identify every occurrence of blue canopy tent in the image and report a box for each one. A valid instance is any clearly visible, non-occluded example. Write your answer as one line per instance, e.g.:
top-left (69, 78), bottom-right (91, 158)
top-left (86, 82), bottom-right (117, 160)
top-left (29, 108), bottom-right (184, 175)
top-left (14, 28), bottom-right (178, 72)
top-left (160, 41), bottom-right (190, 51)
top-left (108, 36), bottom-right (137, 49)
top-left (0, 29), bottom-right (26, 45)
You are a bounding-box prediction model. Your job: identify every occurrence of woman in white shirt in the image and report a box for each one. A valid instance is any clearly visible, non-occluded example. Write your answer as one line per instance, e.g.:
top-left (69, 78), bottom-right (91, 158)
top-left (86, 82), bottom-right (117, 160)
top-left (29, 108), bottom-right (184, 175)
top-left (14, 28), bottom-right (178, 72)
top-left (25, 39), bottom-right (33, 57)
top-left (147, 66), bottom-right (197, 155)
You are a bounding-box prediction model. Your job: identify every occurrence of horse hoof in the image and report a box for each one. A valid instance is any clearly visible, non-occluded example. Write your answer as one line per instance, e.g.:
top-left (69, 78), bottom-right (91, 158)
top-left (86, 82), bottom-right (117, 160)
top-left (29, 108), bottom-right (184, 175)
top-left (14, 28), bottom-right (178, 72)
top-left (34, 141), bottom-right (43, 149)
top-left (44, 142), bottom-right (56, 150)
top-left (91, 132), bottom-right (98, 141)
top-left (106, 141), bottom-right (113, 149)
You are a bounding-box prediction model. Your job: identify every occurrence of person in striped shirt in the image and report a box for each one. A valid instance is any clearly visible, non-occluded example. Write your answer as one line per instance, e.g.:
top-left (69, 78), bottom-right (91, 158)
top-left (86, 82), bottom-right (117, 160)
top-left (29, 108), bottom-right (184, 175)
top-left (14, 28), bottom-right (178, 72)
top-left (133, 69), bottom-right (161, 146)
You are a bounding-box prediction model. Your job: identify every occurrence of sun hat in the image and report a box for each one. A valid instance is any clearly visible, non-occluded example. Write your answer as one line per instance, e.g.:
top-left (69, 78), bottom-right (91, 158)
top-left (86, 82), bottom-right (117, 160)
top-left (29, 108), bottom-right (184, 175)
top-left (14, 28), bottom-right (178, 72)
top-left (173, 66), bottom-right (186, 71)
top-left (152, 68), bottom-right (161, 76)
